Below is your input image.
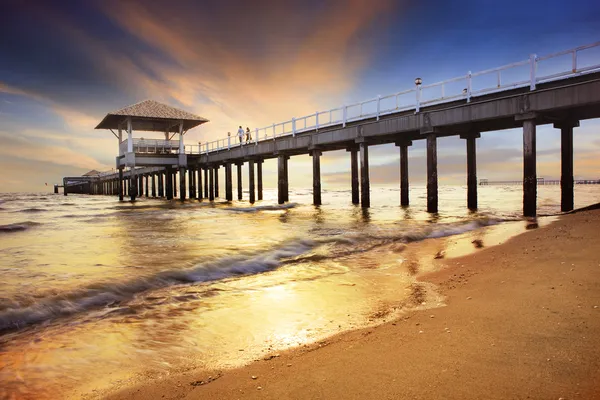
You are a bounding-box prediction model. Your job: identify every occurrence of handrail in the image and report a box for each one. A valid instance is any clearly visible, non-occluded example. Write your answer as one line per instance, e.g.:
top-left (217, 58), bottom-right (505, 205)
top-left (193, 41), bottom-right (600, 155)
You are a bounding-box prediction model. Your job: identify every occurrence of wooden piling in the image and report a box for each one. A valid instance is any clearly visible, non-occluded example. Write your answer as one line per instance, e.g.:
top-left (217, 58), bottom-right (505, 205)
top-left (277, 155), bottom-right (287, 204)
top-left (257, 160), bottom-right (263, 201)
top-left (395, 141), bottom-right (412, 207)
top-left (312, 150), bottom-right (322, 206)
top-left (151, 173), bottom-right (156, 197)
top-left (555, 121), bottom-right (578, 212)
top-left (225, 163), bottom-right (233, 201)
top-left (198, 168), bottom-right (203, 200)
top-left (426, 133), bottom-right (438, 213)
top-left (179, 167), bottom-right (186, 201)
top-left (237, 163), bottom-right (243, 200)
top-left (522, 119), bottom-right (537, 217)
top-left (460, 133), bottom-right (480, 210)
top-left (359, 142), bottom-right (370, 208)
top-left (204, 168), bottom-right (208, 199)
top-left (189, 167), bottom-right (196, 199)
top-left (130, 173), bottom-right (137, 202)
top-left (249, 161), bottom-right (255, 204)
top-left (209, 166), bottom-right (215, 201)
top-left (214, 166), bottom-right (219, 198)
top-left (347, 147), bottom-right (359, 205)
top-left (166, 168), bottom-right (173, 200)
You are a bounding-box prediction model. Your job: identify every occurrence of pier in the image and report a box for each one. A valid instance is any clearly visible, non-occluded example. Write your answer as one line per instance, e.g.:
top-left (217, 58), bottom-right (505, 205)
top-left (64, 42), bottom-right (600, 217)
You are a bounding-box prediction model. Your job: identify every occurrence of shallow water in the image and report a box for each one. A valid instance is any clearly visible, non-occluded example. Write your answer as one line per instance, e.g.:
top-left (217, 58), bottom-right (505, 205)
top-left (0, 184), bottom-right (598, 399)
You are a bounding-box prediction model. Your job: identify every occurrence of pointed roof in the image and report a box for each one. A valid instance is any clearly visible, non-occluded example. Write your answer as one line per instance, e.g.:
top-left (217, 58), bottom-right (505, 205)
top-left (95, 100), bottom-right (209, 132)
top-left (82, 170), bottom-right (101, 176)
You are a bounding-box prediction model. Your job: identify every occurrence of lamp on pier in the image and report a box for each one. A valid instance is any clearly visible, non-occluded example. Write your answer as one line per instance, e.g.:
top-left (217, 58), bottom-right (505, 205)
top-left (414, 77), bottom-right (422, 86)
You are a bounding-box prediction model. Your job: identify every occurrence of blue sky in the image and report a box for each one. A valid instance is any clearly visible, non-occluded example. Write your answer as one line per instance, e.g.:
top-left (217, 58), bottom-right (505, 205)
top-left (1, 0), bottom-right (599, 192)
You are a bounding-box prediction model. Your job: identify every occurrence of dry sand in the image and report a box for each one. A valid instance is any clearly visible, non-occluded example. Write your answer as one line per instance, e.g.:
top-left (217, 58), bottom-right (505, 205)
top-left (104, 209), bottom-right (600, 400)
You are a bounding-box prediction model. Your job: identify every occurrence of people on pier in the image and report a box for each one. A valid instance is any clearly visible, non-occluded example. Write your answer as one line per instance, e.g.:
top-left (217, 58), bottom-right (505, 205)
top-left (246, 127), bottom-right (252, 143)
top-left (238, 126), bottom-right (244, 144)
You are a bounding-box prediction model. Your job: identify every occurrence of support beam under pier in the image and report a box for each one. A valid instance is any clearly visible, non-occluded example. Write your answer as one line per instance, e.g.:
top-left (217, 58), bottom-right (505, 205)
top-left (312, 150), bottom-right (322, 206)
top-left (189, 167), bottom-right (196, 199)
top-left (359, 142), bottom-right (370, 208)
top-left (118, 168), bottom-right (124, 201)
top-left (460, 133), bottom-right (480, 210)
top-left (130, 172), bottom-right (138, 202)
top-left (209, 167), bottom-right (215, 201)
top-left (347, 147), bottom-right (359, 205)
top-left (204, 168), bottom-right (208, 199)
top-left (257, 160), bottom-right (263, 201)
top-left (145, 175), bottom-right (149, 197)
top-left (197, 168), bottom-right (203, 200)
top-left (426, 133), bottom-right (438, 213)
top-left (166, 168), bottom-right (173, 200)
top-left (249, 161), bottom-right (255, 204)
top-left (214, 166), bottom-right (220, 198)
top-left (225, 163), bottom-right (233, 201)
top-left (179, 167), bottom-right (186, 201)
top-left (520, 116), bottom-right (537, 217)
top-left (237, 163), bottom-right (243, 200)
top-left (395, 140), bottom-right (412, 207)
top-left (151, 173), bottom-right (156, 197)
top-left (277, 155), bottom-right (289, 204)
top-left (555, 120), bottom-right (578, 212)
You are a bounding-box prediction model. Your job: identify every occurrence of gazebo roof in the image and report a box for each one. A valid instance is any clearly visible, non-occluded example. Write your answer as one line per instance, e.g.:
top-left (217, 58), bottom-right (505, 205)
top-left (95, 100), bottom-right (209, 132)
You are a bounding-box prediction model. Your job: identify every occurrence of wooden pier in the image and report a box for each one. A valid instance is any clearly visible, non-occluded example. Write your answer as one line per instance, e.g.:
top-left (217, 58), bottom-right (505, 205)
top-left (63, 42), bottom-right (600, 217)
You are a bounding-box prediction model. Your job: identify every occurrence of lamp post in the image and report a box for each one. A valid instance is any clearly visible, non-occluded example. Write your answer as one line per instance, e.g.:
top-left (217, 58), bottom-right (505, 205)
top-left (415, 77), bottom-right (422, 113)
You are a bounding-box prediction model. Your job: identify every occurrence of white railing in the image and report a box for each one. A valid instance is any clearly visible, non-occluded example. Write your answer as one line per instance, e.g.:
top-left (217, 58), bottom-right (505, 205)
top-left (192, 41), bottom-right (600, 155)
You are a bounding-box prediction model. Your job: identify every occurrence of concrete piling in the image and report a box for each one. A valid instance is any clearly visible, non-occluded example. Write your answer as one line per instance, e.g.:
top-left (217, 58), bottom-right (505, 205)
top-left (359, 142), bottom-right (370, 208)
top-left (225, 163), bottom-right (233, 201)
top-left (312, 150), bottom-right (322, 206)
top-left (214, 166), bottom-right (220, 198)
top-left (204, 168), bottom-right (208, 199)
top-left (197, 168), bottom-right (203, 200)
top-left (249, 161), bottom-right (255, 204)
top-left (237, 163), bottom-right (243, 200)
top-left (347, 147), bottom-right (359, 205)
top-left (179, 167), bottom-right (186, 201)
top-left (257, 160), bottom-right (263, 201)
top-left (460, 133), bottom-right (480, 210)
top-left (426, 133), bottom-right (438, 213)
top-left (166, 168), bottom-right (173, 200)
top-left (555, 121), bottom-right (578, 212)
top-left (209, 167), bottom-right (215, 201)
top-left (395, 140), bottom-right (412, 207)
top-left (277, 155), bottom-right (289, 204)
top-left (522, 118), bottom-right (537, 217)
top-left (189, 167), bottom-right (196, 199)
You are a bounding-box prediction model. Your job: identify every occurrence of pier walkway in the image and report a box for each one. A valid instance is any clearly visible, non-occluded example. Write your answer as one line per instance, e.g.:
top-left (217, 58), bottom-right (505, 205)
top-left (68, 42), bottom-right (600, 217)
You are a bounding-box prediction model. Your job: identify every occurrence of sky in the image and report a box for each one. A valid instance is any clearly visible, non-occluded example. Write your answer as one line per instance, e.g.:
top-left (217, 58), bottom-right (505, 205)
top-left (1, 0), bottom-right (599, 192)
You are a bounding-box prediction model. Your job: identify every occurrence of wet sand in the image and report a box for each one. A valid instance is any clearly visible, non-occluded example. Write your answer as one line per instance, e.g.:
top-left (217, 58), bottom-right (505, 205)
top-left (102, 209), bottom-right (600, 400)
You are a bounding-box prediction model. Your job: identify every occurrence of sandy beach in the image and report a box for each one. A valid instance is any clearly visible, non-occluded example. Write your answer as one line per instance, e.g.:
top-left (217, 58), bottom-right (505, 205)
top-left (101, 208), bottom-right (600, 400)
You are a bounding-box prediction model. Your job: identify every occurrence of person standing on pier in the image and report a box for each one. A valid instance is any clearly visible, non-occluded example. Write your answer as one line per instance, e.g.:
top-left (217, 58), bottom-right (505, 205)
top-left (238, 126), bottom-right (244, 145)
top-left (246, 127), bottom-right (251, 144)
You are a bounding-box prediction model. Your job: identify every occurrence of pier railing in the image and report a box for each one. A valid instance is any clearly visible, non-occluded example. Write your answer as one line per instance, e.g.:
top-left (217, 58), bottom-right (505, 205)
top-left (189, 41), bottom-right (600, 155)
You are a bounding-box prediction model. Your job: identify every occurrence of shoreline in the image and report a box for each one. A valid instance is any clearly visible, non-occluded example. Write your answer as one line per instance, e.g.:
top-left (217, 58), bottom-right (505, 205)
top-left (97, 208), bottom-right (600, 400)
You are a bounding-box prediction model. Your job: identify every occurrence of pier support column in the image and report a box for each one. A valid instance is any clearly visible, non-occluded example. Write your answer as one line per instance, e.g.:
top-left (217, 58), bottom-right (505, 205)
top-left (277, 155), bottom-right (289, 204)
top-left (145, 175), bottom-right (149, 197)
top-left (165, 168), bottom-right (173, 200)
top-left (63, 178), bottom-right (68, 196)
top-left (237, 163), bottom-right (243, 200)
top-left (214, 166), bottom-right (220, 198)
top-left (395, 140), bottom-right (412, 207)
top-left (198, 167), bottom-right (203, 200)
top-left (151, 174), bottom-right (156, 197)
top-left (359, 142), bottom-right (370, 208)
top-left (460, 133), bottom-right (480, 210)
top-left (125, 177), bottom-right (129, 197)
top-left (225, 163), bottom-right (233, 201)
top-left (312, 150), bottom-right (322, 206)
top-left (179, 168), bottom-right (186, 201)
top-left (209, 166), bottom-right (215, 201)
top-left (257, 160), bottom-right (263, 201)
top-left (118, 168), bottom-right (124, 201)
top-left (555, 120), bottom-right (578, 212)
top-left (518, 114), bottom-right (537, 217)
top-left (426, 133), bottom-right (438, 213)
top-left (204, 168), bottom-right (208, 199)
top-left (173, 172), bottom-right (177, 198)
top-left (189, 167), bottom-right (196, 199)
top-left (346, 147), bottom-right (359, 205)
top-left (130, 172), bottom-right (137, 202)
top-left (158, 172), bottom-right (164, 197)
top-left (249, 161), bottom-right (256, 204)
top-left (140, 175), bottom-right (144, 197)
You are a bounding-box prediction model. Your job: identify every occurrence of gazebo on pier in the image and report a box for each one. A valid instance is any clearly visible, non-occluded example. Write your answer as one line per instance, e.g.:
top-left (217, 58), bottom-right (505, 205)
top-left (95, 100), bottom-right (208, 201)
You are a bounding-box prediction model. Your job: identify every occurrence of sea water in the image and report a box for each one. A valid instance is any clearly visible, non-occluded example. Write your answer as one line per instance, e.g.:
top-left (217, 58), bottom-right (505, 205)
top-left (0, 185), bottom-right (598, 399)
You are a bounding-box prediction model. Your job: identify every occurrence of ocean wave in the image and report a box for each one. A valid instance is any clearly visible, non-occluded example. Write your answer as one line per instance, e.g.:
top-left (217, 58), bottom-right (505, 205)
top-left (0, 221), bottom-right (41, 233)
top-left (15, 208), bottom-right (48, 213)
top-left (0, 238), bottom-right (318, 333)
top-left (225, 203), bottom-right (298, 213)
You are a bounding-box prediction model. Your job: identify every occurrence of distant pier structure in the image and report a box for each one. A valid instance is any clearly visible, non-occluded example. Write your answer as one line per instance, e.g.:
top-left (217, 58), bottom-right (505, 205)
top-left (62, 42), bottom-right (600, 217)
